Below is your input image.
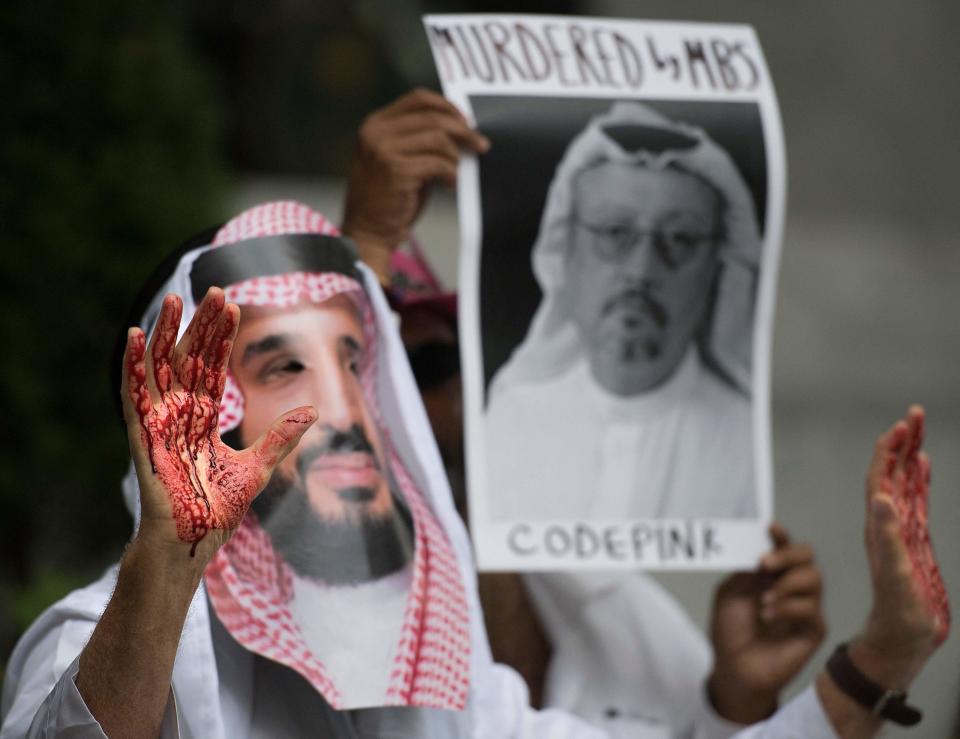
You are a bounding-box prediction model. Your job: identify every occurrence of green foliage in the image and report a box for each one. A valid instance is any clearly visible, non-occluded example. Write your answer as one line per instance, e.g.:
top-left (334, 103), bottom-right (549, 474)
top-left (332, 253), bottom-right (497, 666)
top-left (9, 569), bottom-right (92, 635)
top-left (0, 0), bottom-right (229, 658)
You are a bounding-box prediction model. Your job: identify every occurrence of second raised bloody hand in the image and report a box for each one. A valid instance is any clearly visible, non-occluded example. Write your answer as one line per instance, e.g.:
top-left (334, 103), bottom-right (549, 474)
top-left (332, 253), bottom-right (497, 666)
top-left (121, 287), bottom-right (317, 557)
top-left (812, 405), bottom-right (950, 739)
top-left (860, 405), bottom-right (950, 670)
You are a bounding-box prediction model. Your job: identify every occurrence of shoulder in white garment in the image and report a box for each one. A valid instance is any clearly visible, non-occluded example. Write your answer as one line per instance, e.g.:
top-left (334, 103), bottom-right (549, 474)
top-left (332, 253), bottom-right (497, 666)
top-left (0, 566), bottom-right (839, 739)
top-left (484, 349), bottom-right (755, 521)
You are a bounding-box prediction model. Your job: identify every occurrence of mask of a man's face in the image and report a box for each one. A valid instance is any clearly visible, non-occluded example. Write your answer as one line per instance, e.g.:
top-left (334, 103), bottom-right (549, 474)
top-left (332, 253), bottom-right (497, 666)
top-left (226, 293), bottom-right (413, 583)
top-left (566, 161), bottom-right (722, 396)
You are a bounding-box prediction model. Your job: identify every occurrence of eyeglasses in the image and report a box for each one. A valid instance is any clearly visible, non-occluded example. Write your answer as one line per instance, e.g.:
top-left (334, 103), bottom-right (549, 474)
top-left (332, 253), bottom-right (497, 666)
top-left (572, 218), bottom-right (719, 268)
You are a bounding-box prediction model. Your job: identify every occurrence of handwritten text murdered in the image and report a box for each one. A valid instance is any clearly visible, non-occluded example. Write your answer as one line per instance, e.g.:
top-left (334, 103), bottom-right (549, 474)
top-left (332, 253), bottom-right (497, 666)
top-left (426, 19), bottom-right (761, 93)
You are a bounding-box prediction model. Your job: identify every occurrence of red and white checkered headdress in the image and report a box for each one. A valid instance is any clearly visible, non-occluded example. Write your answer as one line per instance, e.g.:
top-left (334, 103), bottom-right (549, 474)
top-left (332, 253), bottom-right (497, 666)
top-left (127, 201), bottom-right (471, 710)
top-left (207, 202), bottom-right (364, 435)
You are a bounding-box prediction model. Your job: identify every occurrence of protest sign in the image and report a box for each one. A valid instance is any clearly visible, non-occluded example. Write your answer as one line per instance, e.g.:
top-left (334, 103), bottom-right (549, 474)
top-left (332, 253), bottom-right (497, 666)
top-left (424, 14), bottom-right (785, 570)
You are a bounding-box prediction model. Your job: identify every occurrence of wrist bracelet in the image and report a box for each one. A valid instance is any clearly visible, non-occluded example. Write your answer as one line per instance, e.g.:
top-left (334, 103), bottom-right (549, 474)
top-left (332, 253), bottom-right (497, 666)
top-left (826, 643), bottom-right (922, 726)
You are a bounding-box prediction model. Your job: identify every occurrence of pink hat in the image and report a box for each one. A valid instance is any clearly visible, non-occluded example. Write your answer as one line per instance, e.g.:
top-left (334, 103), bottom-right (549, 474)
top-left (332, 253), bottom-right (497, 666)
top-left (388, 240), bottom-right (457, 320)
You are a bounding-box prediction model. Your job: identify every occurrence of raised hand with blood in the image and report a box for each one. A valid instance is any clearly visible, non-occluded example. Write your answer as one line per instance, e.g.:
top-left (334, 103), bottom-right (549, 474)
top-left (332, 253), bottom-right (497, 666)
top-left (122, 288), bottom-right (317, 557)
top-left (861, 405), bottom-right (950, 679)
top-left (871, 407), bottom-right (950, 644)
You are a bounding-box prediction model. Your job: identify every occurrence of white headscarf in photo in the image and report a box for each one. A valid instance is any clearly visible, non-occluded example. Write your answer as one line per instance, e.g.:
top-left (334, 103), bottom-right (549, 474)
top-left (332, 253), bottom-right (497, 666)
top-left (121, 201), bottom-right (471, 711)
top-left (489, 101), bottom-right (762, 401)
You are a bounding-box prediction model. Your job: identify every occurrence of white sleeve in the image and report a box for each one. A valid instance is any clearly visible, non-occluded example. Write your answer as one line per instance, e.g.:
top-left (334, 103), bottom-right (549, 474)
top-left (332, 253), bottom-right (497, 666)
top-left (730, 686), bottom-right (838, 739)
top-left (471, 663), bottom-right (608, 739)
top-left (21, 655), bottom-right (110, 739)
top-left (1, 620), bottom-right (180, 739)
top-left (690, 686), bottom-right (749, 739)
top-left (525, 571), bottom-right (746, 739)
top-left (2, 618), bottom-right (99, 739)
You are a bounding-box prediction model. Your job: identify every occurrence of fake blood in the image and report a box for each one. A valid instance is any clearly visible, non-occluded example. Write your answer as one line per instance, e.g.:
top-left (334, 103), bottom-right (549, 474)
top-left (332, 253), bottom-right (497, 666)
top-left (126, 292), bottom-right (315, 557)
top-left (885, 413), bottom-right (951, 644)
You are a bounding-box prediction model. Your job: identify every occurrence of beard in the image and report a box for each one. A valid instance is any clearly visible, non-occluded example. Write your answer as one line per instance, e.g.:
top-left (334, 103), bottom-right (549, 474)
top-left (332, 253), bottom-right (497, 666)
top-left (251, 466), bottom-right (415, 586)
top-left (596, 284), bottom-right (669, 361)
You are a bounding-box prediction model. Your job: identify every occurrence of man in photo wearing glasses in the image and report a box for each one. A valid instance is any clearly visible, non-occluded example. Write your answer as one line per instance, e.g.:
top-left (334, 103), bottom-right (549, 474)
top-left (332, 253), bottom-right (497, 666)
top-left (485, 101), bottom-right (763, 521)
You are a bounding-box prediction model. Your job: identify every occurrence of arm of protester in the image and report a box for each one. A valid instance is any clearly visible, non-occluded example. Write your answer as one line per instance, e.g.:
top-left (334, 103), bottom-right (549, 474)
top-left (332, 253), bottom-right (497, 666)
top-left (341, 88), bottom-right (489, 285)
top-left (814, 405), bottom-right (948, 737)
top-left (71, 288), bottom-right (316, 739)
top-left (706, 523), bottom-right (826, 725)
top-left (732, 405), bottom-right (950, 739)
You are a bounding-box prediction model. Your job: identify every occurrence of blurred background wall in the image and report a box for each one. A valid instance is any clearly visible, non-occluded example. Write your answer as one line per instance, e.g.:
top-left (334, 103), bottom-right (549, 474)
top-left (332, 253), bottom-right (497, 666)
top-left (2, 1), bottom-right (958, 734)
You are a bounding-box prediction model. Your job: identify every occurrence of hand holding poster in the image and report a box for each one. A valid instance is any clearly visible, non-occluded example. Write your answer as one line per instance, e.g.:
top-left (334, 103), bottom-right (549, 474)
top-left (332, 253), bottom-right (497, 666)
top-left (423, 14), bottom-right (786, 570)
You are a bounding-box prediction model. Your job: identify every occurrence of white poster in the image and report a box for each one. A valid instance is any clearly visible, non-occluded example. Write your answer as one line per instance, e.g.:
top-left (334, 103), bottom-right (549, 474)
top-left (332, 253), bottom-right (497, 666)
top-left (424, 14), bottom-right (785, 570)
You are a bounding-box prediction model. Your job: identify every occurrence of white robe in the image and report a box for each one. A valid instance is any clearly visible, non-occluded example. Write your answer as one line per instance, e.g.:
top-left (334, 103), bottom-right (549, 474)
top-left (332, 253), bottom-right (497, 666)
top-left (528, 571), bottom-right (737, 738)
top-left (0, 565), bottom-right (597, 739)
top-left (486, 350), bottom-right (756, 522)
top-left (1, 264), bottom-right (835, 738)
top-left (0, 563), bottom-right (839, 738)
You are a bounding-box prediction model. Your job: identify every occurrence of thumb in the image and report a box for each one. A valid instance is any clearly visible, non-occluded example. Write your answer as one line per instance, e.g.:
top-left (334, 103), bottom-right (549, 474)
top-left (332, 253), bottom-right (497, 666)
top-left (869, 494), bottom-right (906, 572)
top-left (250, 406), bottom-right (318, 472)
top-left (768, 521), bottom-right (791, 550)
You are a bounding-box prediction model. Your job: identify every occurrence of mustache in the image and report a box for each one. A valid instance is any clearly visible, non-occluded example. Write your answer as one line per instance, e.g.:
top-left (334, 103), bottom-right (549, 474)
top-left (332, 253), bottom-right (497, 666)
top-left (296, 423), bottom-right (378, 478)
top-left (254, 467), bottom-right (414, 584)
top-left (601, 284), bottom-right (669, 329)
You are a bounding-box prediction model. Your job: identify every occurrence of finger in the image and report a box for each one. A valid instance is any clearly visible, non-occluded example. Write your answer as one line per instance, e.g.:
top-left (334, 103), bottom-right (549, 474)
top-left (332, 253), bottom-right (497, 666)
top-left (382, 111), bottom-right (490, 152)
top-left (902, 450), bottom-right (930, 553)
top-left (868, 420), bottom-right (908, 513)
top-left (175, 287), bottom-right (226, 391)
top-left (892, 414), bottom-right (918, 506)
top-left (760, 594), bottom-right (824, 628)
top-left (913, 452), bottom-right (931, 514)
top-left (381, 87), bottom-right (466, 121)
top-left (713, 572), bottom-right (756, 604)
top-left (768, 521), bottom-right (790, 549)
top-left (867, 424), bottom-right (895, 501)
top-left (391, 129), bottom-right (463, 163)
top-left (122, 327), bottom-right (152, 447)
top-left (905, 405), bottom-right (925, 460)
top-left (402, 155), bottom-right (459, 188)
top-left (760, 542), bottom-right (814, 574)
top-left (250, 406), bottom-right (319, 474)
top-left (763, 564), bottom-right (823, 603)
top-left (147, 294), bottom-right (183, 395)
top-left (202, 303), bottom-right (240, 403)
top-left (893, 409), bottom-right (921, 474)
top-left (919, 450), bottom-right (931, 487)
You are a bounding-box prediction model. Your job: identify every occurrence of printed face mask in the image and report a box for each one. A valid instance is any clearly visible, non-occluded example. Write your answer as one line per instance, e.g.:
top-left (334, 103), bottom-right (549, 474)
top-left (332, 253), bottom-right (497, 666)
top-left (144, 201), bottom-right (470, 710)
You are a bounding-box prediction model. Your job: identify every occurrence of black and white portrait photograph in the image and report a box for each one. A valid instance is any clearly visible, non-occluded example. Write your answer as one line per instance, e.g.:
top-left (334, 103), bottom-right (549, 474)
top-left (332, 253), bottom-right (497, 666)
top-left (427, 15), bottom-right (785, 569)
top-left (479, 96), bottom-right (767, 526)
